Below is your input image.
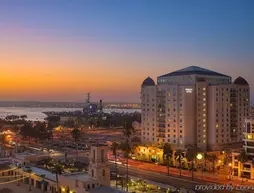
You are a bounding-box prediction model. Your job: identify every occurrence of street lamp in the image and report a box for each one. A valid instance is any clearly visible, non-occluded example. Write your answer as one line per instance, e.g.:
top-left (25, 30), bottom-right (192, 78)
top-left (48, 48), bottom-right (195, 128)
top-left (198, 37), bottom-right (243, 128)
top-left (197, 153), bottom-right (204, 180)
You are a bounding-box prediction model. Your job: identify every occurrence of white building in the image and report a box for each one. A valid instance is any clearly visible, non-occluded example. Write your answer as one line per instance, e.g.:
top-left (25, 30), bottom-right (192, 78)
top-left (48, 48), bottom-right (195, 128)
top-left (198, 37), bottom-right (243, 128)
top-left (141, 66), bottom-right (250, 151)
top-left (2, 144), bottom-right (123, 193)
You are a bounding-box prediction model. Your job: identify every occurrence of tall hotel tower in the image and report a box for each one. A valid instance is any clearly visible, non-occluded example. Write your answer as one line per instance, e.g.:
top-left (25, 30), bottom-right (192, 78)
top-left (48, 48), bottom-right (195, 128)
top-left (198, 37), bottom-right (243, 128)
top-left (141, 66), bottom-right (250, 151)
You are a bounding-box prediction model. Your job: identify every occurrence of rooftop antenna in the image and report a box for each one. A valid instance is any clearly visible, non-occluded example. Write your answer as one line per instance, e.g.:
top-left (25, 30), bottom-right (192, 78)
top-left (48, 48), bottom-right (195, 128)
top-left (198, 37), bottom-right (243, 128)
top-left (99, 99), bottom-right (103, 112)
top-left (86, 93), bottom-right (90, 105)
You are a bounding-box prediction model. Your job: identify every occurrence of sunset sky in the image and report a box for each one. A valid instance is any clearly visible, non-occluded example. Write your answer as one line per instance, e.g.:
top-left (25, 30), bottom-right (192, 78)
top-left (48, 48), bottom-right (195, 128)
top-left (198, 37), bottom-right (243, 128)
top-left (0, 0), bottom-right (254, 102)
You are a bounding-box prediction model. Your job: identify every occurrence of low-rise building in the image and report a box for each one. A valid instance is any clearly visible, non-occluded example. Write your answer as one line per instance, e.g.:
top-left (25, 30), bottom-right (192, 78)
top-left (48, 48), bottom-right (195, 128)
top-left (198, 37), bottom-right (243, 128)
top-left (1, 144), bottom-right (124, 193)
top-left (231, 119), bottom-right (254, 179)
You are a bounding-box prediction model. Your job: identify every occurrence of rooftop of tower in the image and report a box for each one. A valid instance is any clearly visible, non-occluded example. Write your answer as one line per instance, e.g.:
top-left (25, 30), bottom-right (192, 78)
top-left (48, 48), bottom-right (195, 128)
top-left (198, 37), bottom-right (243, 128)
top-left (158, 66), bottom-right (231, 78)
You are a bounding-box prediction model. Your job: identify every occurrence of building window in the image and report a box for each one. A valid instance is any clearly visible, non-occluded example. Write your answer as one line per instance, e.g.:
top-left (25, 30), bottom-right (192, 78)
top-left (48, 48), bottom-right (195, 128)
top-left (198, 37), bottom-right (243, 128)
top-left (247, 122), bottom-right (251, 133)
top-left (101, 149), bottom-right (104, 163)
top-left (93, 150), bottom-right (95, 163)
top-left (102, 169), bottom-right (105, 177)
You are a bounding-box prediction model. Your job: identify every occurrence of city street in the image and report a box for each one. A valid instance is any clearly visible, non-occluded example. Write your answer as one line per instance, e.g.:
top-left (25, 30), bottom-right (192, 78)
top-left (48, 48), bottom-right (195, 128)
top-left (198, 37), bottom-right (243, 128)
top-left (108, 154), bottom-right (254, 192)
top-left (111, 164), bottom-right (254, 193)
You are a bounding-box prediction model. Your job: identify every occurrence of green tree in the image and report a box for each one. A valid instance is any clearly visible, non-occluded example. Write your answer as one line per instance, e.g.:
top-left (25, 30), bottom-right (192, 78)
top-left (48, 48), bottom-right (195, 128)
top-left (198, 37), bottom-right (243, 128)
top-left (120, 120), bottom-right (135, 192)
top-left (186, 148), bottom-right (198, 180)
top-left (40, 174), bottom-right (46, 193)
top-left (71, 127), bottom-right (81, 160)
top-left (71, 128), bottom-right (81, 142)
top-left (51, 162), bottom-right (64, 193)
top-left (26, 167), bottom-right (32, 191)
top-left (163, 143), bottom-right (173, 176)
top-left (238, 150), bottom-right (248, 183)
top-left (203, 152), bottom-right (209, 171)
top-left (209, 154), bottom-right (218, 172)
top-left (111, 142), bottom-right (119, 187)
top-left (16, 165), bottom-right (22, 186)
top-left (175, 149), bottom-right (184, 176)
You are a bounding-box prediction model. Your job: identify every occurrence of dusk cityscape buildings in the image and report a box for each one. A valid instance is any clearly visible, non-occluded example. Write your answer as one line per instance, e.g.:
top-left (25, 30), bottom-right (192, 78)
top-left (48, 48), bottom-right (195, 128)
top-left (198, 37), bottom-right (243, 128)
top-left (1, 1), bottom-right (254, 193)
top-left (141, 66), bottom-right (250, 151)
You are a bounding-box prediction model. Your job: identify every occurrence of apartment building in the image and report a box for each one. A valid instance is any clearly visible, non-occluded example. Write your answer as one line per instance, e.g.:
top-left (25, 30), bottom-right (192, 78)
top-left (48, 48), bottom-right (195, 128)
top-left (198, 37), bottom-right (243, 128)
top-left (141, 66), bottom-right (250, 151)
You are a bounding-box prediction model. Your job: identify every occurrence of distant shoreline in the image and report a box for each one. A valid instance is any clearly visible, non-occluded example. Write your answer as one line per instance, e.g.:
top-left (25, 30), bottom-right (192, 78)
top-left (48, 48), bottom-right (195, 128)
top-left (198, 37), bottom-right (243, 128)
top-left (0, 101), bottom-right (141, 109)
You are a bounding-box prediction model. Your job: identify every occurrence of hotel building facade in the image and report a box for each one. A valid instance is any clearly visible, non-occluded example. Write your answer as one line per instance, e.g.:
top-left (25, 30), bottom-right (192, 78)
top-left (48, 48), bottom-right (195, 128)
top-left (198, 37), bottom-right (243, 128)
top-left (141, 66), bottom-right (250, 151)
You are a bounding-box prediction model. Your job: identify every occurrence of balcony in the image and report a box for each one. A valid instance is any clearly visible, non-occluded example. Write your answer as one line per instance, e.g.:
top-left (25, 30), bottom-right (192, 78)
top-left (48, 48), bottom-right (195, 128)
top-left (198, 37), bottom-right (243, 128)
top-left (230, 132), bottom-right (238, 137)
top-left (230, 94), bottom-right (237, 97)
top-left (158, 129), bottom-right (166, 133)
top-left (230, 98), bottom-right (237, 102)
top-left (230, 123), bottom-right (237, 127)
top-left (157, 134), bottom-right (165, 138)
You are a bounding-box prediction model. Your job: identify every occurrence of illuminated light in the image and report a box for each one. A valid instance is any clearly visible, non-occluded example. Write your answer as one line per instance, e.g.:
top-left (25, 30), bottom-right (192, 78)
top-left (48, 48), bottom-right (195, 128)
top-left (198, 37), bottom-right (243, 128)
top-left (62, 188), bottom-right (65, 192)
top-left (218, 160), bottom-right (222, 164)
top-left (185, 88), bottom-right (193, 93)
top-left (197, 154), bottom-right (203, 160)
top-left (216, 124), bottom-right (219, 128)
top-left (203, 88), bottom-right (206, 91)
top-left (228, 163), bottom-right (232, 167)
top-left (247, 135), bottom-right (253, 139)
top-left (203, 119), bottom-right (206, 122)
top-left (203, 140), bottom-right (206, 143)
top-left (180, 140), bottom-right (183, 144)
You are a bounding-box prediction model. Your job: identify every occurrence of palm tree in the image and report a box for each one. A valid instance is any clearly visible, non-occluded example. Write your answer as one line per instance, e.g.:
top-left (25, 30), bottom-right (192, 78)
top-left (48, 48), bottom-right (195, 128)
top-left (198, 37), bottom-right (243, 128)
top-left (175, 149), bottom-right (184, 176)
top-left (120, 140), bottom-right (132, 192)
top-left (204, 152), bottom-right (209, 171)
top-left (40, 174), bottom-right (46, 192)
top-left (120, 120), bottom-right (135, 192)
top-left (16, 165), bottom-right (22, 186)
top-left (209, 154), bottom-right (218, 172)
top-left (238, 150), bottom-right (248, 183)
top-left (51, 162), bottom-right (64, 193)
top-left (71, 128), bottom-right (81, 160)
top-left (186, 148), bottom-right (198, 180)
top-left (163, 143), bottom-right (173, 176)
top-left (111, 142), bottom-right (119, 188)
top-left (26, 168), bottom-right (32, 191)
